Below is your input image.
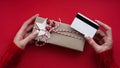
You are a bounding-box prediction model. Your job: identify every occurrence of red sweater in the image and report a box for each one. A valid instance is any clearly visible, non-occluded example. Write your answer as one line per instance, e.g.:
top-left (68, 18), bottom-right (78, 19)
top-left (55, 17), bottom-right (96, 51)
top-left (0, 42), bottom-right (118, 68)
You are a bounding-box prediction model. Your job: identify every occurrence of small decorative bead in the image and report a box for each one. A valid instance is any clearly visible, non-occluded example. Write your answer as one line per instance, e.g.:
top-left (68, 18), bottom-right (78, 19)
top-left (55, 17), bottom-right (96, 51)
top-left (51, 21), bottom-right (55, 27)
top-left (47, 19), bottom-right (50, 25)
top-left (46, 26), bottom-right (51, 31)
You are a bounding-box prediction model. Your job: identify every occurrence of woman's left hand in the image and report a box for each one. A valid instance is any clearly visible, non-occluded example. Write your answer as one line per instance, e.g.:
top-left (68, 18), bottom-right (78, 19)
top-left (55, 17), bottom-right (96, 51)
top-left (14, 14), bottom-right (38, 49)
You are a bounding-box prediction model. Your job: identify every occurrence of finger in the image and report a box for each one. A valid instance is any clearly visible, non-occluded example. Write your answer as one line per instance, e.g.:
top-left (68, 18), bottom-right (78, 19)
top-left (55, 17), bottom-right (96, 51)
top-left (95, 20), bottom-right (111, 30)
top-left (26, 25), bottom-right (34, 32)
top-left (18, 14), bottom-right (39, 36)
top-left (23, 30), bottom-right (38, 45)
top-left (24, 33), bottom-right (30, 38)
top-left (15, 24), bottom-right (33, 41)
top-left (95, 20), bottom-right (112, 38)
top-left (24, 14), bottom-right (39, 25)
top-left (99, 38), bottom-right (104, 45)
top-left (85, 36), bottom-right (99, 50)
top-left (96, 29), bottom-right (106, 37)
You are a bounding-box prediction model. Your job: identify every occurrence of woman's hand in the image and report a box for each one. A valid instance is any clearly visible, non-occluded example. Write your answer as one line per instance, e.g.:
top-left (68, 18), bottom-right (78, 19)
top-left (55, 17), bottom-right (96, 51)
top-left (85, 20), bottom-right (112, 53)
top-left (14, 14), bottom-right (39, 49)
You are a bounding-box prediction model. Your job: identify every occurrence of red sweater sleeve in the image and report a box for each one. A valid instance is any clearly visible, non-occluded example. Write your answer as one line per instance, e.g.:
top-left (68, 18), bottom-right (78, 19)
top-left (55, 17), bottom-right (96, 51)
top-left (96, 49), bottom-right (119, 68)
top-left (0, 42), bottom-right (23, 68)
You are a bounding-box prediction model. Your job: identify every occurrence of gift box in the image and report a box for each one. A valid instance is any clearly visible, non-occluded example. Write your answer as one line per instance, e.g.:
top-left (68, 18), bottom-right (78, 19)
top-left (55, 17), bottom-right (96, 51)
top-left (33, 16), bottom-right (85, 51)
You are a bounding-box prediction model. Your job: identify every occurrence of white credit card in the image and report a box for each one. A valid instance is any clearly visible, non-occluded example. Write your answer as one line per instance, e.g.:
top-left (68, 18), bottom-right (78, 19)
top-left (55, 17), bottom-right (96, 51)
top-left (71, 13), bottom-right (99, 38)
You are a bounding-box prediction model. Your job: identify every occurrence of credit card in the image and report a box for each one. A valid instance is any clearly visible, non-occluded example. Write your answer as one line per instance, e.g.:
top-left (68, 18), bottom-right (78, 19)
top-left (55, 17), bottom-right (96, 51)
top-left (71, 13), bottom-right (99, 38)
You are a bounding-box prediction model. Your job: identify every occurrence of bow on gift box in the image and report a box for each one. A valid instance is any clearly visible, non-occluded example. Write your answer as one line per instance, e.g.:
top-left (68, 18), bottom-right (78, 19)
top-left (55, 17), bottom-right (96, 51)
top-left (35, 18), bottom-right (60, 46)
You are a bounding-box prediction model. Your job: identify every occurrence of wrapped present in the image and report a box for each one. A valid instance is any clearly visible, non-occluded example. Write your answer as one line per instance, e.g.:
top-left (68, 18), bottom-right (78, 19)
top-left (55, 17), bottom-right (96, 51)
top-left (33, 16), bottom-right (85, 51)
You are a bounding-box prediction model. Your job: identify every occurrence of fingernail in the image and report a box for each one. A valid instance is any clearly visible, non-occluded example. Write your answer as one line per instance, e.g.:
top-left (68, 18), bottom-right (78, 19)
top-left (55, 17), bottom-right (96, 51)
top-left (34, 30), bottom-right (39, 34)
top-left (36, 14), bottom-right (39, 16)
top-left (85, 36), bottom-right (90, 40)
top-left (95, 20), bottom-right (99, 22)
top-left (36, 30), bottom-right (39, 33)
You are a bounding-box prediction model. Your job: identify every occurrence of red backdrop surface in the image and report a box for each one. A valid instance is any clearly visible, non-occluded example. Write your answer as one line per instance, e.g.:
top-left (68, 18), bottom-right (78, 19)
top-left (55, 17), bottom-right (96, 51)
top-left (0, 0), bottom-right (120, 68)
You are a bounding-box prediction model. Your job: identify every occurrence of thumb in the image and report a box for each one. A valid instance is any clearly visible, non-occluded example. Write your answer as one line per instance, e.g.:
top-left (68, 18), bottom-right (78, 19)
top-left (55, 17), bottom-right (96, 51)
top-left (23, 30), bottom-right (38, 45)
top-left (85, 36), bottom-right (99, 50)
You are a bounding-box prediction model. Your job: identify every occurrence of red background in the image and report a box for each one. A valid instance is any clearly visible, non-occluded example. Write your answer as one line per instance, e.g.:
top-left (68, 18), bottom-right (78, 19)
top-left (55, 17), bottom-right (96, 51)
top-left (0, 0), bottom-right (120, 68)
